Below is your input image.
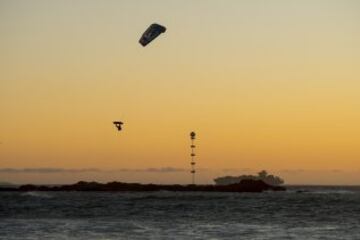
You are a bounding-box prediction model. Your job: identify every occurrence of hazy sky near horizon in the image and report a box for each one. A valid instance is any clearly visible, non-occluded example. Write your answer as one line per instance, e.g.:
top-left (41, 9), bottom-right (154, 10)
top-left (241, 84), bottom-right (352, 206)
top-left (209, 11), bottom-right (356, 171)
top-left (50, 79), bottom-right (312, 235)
top-left (1, 0), bottom-right (360, 184)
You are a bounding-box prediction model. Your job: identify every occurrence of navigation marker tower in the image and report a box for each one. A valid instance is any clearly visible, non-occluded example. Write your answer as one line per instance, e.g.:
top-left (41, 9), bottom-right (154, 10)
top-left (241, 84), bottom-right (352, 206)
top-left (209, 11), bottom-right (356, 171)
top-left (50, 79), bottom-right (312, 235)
top-left (190, 131), bottom-right (196, 185)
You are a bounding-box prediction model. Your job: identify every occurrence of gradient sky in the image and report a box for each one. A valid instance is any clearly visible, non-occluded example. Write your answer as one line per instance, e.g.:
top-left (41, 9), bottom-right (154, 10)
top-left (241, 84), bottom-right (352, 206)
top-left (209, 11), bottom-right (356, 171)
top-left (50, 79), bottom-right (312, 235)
top-left (1, 0), bottom-right (360, 184)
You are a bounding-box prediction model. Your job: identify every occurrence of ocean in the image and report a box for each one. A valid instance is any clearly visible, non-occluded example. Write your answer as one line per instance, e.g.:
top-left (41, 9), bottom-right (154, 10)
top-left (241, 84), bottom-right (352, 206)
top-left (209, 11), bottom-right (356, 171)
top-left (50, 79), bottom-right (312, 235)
top-left (0, 186), bottom-right (359, 239)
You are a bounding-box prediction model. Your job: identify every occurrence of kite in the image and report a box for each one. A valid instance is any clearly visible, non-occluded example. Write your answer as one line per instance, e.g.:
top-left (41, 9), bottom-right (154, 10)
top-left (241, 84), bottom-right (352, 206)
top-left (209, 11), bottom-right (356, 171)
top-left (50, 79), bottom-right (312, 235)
top-left (113, 121), bottom-right (123, 131)
top-left (139, 23), bottom-right (166, 47)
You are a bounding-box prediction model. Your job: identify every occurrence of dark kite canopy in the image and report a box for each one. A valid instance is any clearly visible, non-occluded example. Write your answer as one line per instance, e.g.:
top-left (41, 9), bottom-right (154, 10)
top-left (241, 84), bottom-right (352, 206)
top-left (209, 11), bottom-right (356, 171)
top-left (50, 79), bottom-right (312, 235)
top-left (113, 121), bottom-right (123, 131)
top-left (139, 23), bottom-right (166, 47)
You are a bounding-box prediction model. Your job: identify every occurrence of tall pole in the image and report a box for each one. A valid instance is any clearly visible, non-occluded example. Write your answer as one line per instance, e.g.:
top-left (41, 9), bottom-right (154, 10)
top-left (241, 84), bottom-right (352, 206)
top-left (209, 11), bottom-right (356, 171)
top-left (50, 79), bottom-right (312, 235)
top-left (190, 131), bottom-right (196, 185)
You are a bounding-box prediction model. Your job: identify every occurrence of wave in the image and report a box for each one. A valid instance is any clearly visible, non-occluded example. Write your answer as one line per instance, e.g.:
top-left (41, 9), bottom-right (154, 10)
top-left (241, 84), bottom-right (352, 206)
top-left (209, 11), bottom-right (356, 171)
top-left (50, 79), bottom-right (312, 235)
top-left (307, 190), bottom-right (356, 194)
top-left (127, 191), bottom-right (235, 201)
top-left (289, 189), bottom-right (357, 195)
top-left (21, 191), bottom-right (53, 198)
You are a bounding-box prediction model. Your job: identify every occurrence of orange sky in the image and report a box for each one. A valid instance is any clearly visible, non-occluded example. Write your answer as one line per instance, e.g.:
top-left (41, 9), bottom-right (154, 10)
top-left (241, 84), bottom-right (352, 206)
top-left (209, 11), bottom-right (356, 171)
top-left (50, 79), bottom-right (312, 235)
top-left (1, 1), bottom-right (360, 184)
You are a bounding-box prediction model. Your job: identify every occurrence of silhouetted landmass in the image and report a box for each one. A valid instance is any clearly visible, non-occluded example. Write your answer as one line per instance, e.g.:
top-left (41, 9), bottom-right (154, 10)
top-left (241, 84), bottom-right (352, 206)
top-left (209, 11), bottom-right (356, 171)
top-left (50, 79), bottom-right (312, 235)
top-left (214, 170), bottom-right (284, 186)
top-left (0, 179), bottom-right (285, 193)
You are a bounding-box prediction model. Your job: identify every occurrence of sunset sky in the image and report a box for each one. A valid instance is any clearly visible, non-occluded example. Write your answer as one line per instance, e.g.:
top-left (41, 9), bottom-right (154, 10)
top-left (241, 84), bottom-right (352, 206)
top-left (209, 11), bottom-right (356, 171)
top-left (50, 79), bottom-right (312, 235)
top-left (1, 0), bottom-right (360, 185)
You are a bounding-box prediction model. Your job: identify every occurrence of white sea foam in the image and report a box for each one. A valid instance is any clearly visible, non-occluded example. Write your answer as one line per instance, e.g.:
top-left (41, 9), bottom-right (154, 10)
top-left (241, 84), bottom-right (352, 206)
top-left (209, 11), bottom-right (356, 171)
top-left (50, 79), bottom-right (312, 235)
top-left (22, 191), bottom-right (53, 198)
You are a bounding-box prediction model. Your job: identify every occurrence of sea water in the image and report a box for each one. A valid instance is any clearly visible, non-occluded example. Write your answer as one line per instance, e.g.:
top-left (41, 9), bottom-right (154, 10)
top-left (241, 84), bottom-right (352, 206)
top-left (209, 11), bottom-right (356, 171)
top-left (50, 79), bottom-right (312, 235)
top-left (0, 186), bottom-right (360, 239)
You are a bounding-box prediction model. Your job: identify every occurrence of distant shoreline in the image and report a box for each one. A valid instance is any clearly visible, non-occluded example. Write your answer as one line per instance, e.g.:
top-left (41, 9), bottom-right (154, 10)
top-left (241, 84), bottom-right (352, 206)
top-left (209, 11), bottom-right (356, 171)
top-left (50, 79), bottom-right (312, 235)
top-left (0, 179), bottom-right (285, 193)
